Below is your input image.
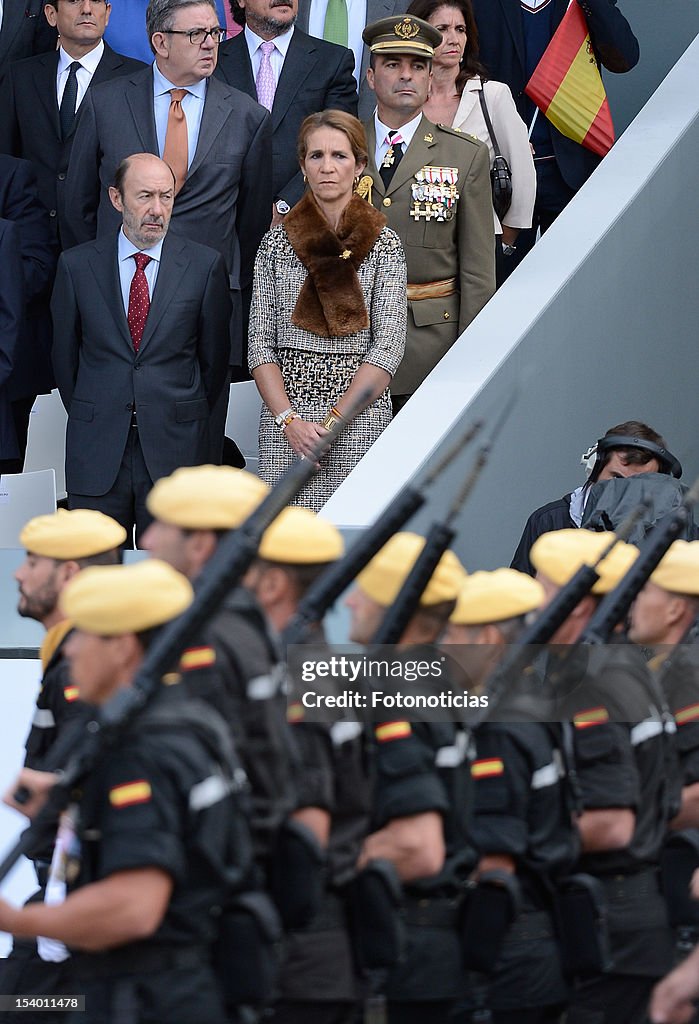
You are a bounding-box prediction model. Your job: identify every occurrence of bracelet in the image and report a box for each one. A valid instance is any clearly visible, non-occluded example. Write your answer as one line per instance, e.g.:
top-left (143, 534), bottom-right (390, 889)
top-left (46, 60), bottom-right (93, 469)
top-left (274, 407), bottom-right (298, 430)
top-left (321, 405), bottom-right (345, 431)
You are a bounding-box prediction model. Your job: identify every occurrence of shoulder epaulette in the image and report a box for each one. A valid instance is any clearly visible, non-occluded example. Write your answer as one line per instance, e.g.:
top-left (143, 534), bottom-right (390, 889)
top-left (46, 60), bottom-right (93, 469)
top-left (436, 123), bottom-right (482, 145)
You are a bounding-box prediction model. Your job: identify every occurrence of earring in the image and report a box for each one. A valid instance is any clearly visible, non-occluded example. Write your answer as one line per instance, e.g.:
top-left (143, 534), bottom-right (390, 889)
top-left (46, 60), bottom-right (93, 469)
top-left (353, 175), bottom-right (360, 188)
top-left (303, 174), bottom-right (307, 183)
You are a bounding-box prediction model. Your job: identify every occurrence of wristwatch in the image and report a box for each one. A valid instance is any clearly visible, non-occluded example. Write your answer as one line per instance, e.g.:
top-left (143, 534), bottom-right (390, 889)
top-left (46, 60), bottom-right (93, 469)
top-left (275, 199), bottom-right (291, 216)
top-left (502, 242), bottom-right (517, 257)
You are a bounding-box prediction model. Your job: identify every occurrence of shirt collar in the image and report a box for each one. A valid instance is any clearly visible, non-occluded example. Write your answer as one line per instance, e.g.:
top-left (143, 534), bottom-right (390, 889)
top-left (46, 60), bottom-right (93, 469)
top-left (374, 110), bottom-right (423, 149)
top-left (118, 227), bottom-right (165, 264)
top-left (152, 60), bottom-right (208, 101)
top-left (58, 39), bottom-right (104, 76)
top-left (244, 23), bottom-right (294, 59)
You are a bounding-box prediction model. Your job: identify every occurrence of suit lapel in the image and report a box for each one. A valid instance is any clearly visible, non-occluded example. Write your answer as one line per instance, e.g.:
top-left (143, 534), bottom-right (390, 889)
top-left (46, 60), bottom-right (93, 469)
top-left (0, 2), bottom-right (27, 65)
top-left (454, 83), bottom-right (479, 128)
top-left (187, 76), bottom-right (232, 179)
top-left (88, 239), bottom-right (133, 349)
top-left (273, 32), bottom-right (316, 128)
top-left (138, 234), bottom-right (189, 354)
top-left (124, 68), bottom-right (159, 153)
top-left (498, 0), bottom-right (526, 73)
top-left (218, 36), bottom-right (255, 97)
top-left (91, 43), bottom-right (125, 87)
top-left (384, 115), bottom-right (436, 196)
top-left (33, 51), bottom-right (61, 138)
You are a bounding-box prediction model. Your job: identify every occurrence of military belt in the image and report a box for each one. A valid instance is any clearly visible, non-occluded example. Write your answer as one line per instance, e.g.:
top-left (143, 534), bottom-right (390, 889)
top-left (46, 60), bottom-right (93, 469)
top-left (407, 277), bottom-right (457, 301)
top-left (72, 942), bottom-right (207, 979)
top-left (403, 893), bottom-right (461, 929)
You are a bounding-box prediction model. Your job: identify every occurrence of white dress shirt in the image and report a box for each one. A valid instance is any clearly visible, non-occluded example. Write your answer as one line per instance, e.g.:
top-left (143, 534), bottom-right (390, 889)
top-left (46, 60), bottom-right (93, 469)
top-left (56, 40), bottom-right (104, 110)
top-left (244, 23), bottom-right (294, 85)
top-left (152, 62), bottom-right (207, 170)
top-left (307, 0), bottom-right (365, 84)
top-left (118, 228), bottom-right (164, 315)
top-left (373, 110), bottom-right (422, 170)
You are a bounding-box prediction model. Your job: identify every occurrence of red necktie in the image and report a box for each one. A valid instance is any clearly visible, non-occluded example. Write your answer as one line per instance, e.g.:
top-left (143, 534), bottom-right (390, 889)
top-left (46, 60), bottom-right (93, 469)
top-left (127, 253), bottom-right (151, 353)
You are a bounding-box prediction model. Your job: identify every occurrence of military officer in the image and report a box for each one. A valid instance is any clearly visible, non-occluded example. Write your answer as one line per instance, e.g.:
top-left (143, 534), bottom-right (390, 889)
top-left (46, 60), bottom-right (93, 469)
top-left (361, 15), bottom-right (495, 410)
top-left (0, 560), bottom-right (253, 1024)
top-left (247, 507), bottom-right (371, 1024)
top-left (142, 465), bottom-right (296, 865)
top-left (0, 510), bottom-right (126, 1022)
top-left (345, 531), bottom-right (473, 1024)
top-left (531, 529), bottom-right (677, 1024)
top-left (444, 569), bottom-right (578, 1024)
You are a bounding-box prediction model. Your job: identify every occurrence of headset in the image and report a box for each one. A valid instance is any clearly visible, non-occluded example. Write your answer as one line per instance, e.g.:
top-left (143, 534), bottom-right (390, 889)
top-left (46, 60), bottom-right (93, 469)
top-left (580, 435), bottom-right (683, 480)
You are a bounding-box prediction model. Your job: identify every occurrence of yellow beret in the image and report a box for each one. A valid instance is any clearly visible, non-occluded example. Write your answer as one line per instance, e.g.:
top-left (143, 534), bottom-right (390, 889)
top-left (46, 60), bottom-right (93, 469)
top-left (60, 559), bottom-right (193, 635)
top-left (146, 465), bottom-right (269, 530)
top-left (650, 540), bottom-right (699, 596)
top-left (258, 508), bottom-right (344, 564)
top-left (530, 529), bottom-right (638, 595)
top-left (356, 531), bottom-right (466, 607)
top-left (20, 509), bottom-right (126, 560)
top-left (450, 569), bottom-right (544, 625)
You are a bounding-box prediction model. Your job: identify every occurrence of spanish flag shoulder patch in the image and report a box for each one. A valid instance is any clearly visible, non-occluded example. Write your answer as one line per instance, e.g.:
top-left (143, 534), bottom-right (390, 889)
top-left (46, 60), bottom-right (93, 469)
top-left (109, 779), bottom-right (152, 808)
top-left (375, 721), bottom-right (411, 743)
top-left (574, 706), bottom-right (609, 729)
top-left (179, 646), bottom-right (216, 672)
top-left (287, 702), bottom-right (304, 724)
top-left (676, 702), bottom-right (699, 726)
top-left (471, 757), bottom-right (505, 779)
top-left (63, 685), bottom-right (79, 703)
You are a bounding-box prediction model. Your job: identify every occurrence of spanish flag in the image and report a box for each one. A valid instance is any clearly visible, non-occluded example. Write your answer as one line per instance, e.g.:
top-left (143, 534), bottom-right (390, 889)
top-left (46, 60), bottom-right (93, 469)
top-left (525, 0), bottom-right (614, 157)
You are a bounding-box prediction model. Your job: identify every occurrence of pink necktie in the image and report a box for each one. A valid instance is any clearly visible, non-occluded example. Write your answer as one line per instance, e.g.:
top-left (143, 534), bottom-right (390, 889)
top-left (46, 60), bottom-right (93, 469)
top-left (256, 41), bottom-right (276, 111)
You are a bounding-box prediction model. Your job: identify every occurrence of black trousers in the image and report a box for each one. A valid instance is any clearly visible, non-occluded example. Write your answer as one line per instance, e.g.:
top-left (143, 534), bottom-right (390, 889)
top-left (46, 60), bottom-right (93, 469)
top-left (566, 973), bottom-right (655, 1024)
top-left (499, 158), bottom-right (577, 283)
top-left (68, 426), bottom-right (153, 548)
top-left (266, 1002), bottom-right (358, 1024)
top-left (0, 395), bottom-right (38, 475)
top-left (387, 1000), bottom-right (454, 1024)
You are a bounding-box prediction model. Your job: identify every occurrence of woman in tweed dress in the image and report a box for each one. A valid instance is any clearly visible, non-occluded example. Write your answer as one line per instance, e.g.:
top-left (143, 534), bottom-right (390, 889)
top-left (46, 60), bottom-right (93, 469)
top-left (248, 110), bottom-right (407, 512)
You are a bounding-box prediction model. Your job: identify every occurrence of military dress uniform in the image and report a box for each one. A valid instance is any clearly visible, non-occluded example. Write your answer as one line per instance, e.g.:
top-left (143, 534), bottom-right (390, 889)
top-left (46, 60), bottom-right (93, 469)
top-left (362, 115), bottom-right (495, 398)
top-left (549, 644), bottom-right (677, 1024)
top-left (374, 708), bottom-right (474, 1024)
top-left (66, 684), bottom-right (252, 1024)
top-left (179, 584), bottom-right (295, 866)
top-left (454, 721), bottom-right (578, 1024)
top-left (275, 623), bottom-right (373, 1024)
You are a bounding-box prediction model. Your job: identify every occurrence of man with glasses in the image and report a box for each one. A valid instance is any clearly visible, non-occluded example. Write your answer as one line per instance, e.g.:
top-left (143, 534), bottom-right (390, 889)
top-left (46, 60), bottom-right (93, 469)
top-left (64, 0), bottom-right (272, 397)
top-left (0, 0), bottom-right (145, 248)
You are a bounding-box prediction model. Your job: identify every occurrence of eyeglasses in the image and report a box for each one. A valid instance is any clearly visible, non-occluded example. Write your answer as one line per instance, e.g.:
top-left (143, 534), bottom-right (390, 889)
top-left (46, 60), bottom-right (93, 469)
top-left (163, 26), bottom-right (226, 44)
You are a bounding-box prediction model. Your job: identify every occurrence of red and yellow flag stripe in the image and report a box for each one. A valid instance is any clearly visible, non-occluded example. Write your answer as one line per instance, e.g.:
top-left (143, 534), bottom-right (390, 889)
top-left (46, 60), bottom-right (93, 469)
top-left (109, 779), bottom-right (152, 808)
top-left (574, 706), bottom-right (609, 729)
top-left (676, 703), bottom-right (699, 726)
top-left (375, 721), bottom-right (411, 743)
top-left (471, 758), bottom-right (505, 779)
top-left (525, 0), bottom-right (614, 157)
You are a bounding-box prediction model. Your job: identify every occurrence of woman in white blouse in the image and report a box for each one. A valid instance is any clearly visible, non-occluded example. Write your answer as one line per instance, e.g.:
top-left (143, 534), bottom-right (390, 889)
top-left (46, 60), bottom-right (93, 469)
top-left (408, 0), bottom-right (536, 281)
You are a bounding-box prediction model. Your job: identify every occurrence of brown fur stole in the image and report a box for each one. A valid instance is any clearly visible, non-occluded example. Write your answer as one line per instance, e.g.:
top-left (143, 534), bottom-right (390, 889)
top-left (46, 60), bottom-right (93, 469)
top-left (283, 191), bottom-right (386, 338)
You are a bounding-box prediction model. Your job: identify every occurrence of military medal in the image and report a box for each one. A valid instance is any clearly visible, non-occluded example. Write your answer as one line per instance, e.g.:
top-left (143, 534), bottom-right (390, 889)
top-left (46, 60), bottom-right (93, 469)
top-left (381, 147), bottom-right (396, 169)
top-left (410, 166), bottom-right (460, 221)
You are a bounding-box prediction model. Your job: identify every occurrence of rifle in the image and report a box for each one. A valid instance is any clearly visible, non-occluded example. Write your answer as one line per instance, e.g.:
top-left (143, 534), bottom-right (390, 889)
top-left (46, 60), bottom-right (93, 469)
top-left (580, 474), bottom-right (699, 645)
top-left (468, 501), bottom-right (650, 730)
top-left (370, 395), bottom-right (515, 646)
top-left (281, 418), bottom-right (484, 646)
top-left (0, 393), bottom-right (370, 884)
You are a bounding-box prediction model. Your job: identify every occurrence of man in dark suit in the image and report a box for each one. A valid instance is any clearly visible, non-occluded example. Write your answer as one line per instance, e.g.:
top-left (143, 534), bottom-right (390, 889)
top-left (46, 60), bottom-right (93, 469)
top-left (0, 218), bottom-right (23, 471)
top-left (296, 0), bottom-right (406, 118)
top-left (0, 0), bottom-right (145, 247)
top-left (215, 0), bottom-right (356, 227)
top-left (472, 0), bottom-right (638, 266)
top-left (63, 0), bottom-right (271, 379)
top-left (0, 155), bottom-right (56, 471)
top-left (52, 153), bottom-right (230, 543)
top-left (0, 0), bottom-right (56, 82)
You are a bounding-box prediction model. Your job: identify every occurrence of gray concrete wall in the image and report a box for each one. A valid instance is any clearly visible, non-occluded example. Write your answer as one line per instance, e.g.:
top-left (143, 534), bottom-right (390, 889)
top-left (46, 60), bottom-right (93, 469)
top-left (322, 34), bottom-right (699, 573)
top-left (606, 0), bottom-right (699, 133)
